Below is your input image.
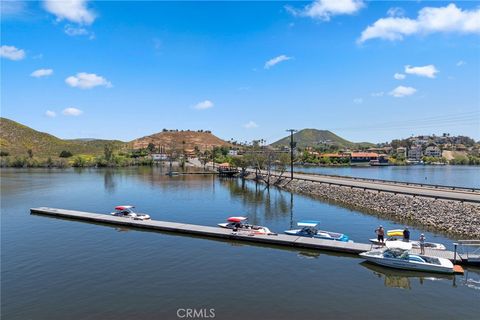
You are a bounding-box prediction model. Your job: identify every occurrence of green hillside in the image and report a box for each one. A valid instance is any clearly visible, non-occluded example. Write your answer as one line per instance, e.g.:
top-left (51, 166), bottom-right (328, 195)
top-left (271, 128), bottom-right (374, 150)
top-left (0, 117), bottom-right (126, 158)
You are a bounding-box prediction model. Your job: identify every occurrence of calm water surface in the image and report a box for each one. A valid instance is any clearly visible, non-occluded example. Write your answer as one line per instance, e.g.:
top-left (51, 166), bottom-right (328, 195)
top-left (295, 165), bottom-right (480, 188)
top-left (1, 168), bottom-right (479, 320)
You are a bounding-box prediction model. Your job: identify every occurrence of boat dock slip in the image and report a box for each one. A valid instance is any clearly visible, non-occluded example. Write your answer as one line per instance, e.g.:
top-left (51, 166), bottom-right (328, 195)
top-left (31, 207), bottom-right (469, 265)
top-left (246, 169), bottom-right (480, 203)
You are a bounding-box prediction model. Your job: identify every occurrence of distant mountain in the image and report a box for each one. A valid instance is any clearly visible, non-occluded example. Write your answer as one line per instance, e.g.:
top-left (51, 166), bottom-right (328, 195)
top-left (0, 117), bottom-right (126, 158)
top-left (0, 118), bottom-right (231, 158)
top-left (130, 130), bottom-right (230, 152)
top-left (270, 129), bottom-right (374, 149)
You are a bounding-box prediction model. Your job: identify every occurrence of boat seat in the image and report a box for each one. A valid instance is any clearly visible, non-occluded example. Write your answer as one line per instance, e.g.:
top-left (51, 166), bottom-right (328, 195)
top-left (408, 255), bottom-right (426, 263)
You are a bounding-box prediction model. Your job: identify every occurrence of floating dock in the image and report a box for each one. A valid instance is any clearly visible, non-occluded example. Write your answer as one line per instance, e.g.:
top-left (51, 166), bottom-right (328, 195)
top-left (30, 207), bottom-right (467, 265)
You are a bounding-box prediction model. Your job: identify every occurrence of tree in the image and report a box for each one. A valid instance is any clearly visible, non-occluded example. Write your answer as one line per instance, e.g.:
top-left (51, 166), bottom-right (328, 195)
top-left (59, 150), bottom-right (73, 158)
top-left (46, 157), bottom-right (54, 167)
top-left (104, 144), bottom-right (113, 162)
top-left (230, 155), bottom-right (251, 176)
top-left (27, 149), bottom-right (33, 159)
top-left (0, 151), bottom-right (9, 157)
top-left (147, 143), bottom-right (156, 153)
top-left (199, 150), bottom-right (211, 169)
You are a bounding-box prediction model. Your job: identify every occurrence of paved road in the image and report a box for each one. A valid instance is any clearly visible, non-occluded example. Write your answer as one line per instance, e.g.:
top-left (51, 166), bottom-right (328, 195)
top-left (247, 169), bottom-right (480, 203)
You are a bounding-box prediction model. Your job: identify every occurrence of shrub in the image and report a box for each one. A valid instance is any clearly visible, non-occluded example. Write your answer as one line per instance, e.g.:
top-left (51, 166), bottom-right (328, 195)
top-left (59, 150), bottom-right (73, 158)
top-left (72, 155), bottom-right (95, 167)
top-left (11, 157), bottom-right (27, 167)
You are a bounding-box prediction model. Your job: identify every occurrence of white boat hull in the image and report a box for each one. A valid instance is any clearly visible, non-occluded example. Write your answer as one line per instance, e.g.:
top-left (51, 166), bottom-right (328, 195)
top-left (360, 253), bottom-right (454, 274)
top-left (218, 222), bottom-right (272, 234)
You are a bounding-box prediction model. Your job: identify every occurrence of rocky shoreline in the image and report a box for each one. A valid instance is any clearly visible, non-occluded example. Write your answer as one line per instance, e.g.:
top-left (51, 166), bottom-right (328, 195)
top-left (244, 173), bottom-right (480, 238)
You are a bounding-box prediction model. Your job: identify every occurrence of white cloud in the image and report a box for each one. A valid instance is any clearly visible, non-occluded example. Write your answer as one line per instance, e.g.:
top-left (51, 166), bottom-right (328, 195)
top-left (353, 98), bottom-right (363, 104)
top-left (43, 0), bottom-right (95, 25)
top-left (264, 55), bottom-right (292, 69)
top-left (387, 7), bottom-right (405, 17)
top-left (394, 73), bottom-right (406, 80)
top-left (31, 68), bottom-right (53, 78)
top-left (193, 100), bottom-right (214, 110)
top-left (359, 4), bottom-right (480, 43)
top-left (62, 107), bottom-right (83, 116)
top-left (45, 110), bottom-right (57, 118)
top-left (371, 91), bottom-right (384, 97)
top-left (64, 25), bottom-right (95, 39)
top-left (389, 86), bottom-right (417, 98)
top-left (456, 60), bottom-right (466, 67)
top-left (405, 64), bottom-right (438, 78)
top-left (244, 121), bottom-right (259, 129)
top-left (0, 45), bottom-right (25, 60)
top-left (287, 0), bottom-right (364, 21)
top-left (65, 72), bottom-right (112, 89)
top-left (1, 0), bottom-right (26, 16)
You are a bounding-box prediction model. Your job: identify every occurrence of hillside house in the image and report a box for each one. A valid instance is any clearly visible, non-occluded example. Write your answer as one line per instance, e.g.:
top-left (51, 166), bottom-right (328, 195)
top-left (424, 146), bottom-right (442, 158)
top-left (408, 146), bottom-right (423, 161)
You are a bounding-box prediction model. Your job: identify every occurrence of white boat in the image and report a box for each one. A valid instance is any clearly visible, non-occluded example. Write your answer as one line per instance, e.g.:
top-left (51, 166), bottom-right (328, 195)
top-left (218, 216), bottom-right (273, 235)
top-left (369, 229), bottom-right (446, 250)
top-left (359, 242), bottom-right (455, 274)
top-left (285, 220), bottom-right (349, 242)
top-left (110, 205), bottom-right (151, 221)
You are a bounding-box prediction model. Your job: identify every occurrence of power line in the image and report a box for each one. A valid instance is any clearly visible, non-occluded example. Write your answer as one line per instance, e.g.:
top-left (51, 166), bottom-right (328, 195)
top-left (330, 111), bottom-right (479, 132)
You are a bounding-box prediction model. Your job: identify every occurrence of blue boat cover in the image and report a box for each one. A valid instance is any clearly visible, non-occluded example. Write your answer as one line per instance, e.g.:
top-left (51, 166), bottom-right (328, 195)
top-left (297, 220), bottom-right (320, 227)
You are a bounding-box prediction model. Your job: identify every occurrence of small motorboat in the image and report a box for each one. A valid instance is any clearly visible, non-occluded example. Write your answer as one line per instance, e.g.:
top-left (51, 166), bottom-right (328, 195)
top-left (360, 241), bottom-right (455, 274)
top-left (110, 205), bottom-right (151, 221)
top-left (217, 216), bottom-right (273, 235)
top-left (284, 220), bottom-right (349, 242)
top-left (369, 229), bottom-right (446, 250)
top-left (360, 262), bottom-right (454, 289)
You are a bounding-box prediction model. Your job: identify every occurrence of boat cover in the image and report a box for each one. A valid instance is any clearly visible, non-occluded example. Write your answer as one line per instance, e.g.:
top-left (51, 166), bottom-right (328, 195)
top-left (227, 217), bottom-right (248, 222)
top-left (386, 240), bottom-right (412, 250)
top-left (115, 205), bottom-right (134, 210)
top-left (298, 220), bottom-right (320, 227)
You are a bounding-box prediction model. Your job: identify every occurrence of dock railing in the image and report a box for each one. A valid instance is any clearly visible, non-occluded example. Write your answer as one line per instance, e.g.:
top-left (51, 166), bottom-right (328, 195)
top-left (294, 170), bottom-right (480, 193)
top-left (454, 240), bottom-right (480, 263)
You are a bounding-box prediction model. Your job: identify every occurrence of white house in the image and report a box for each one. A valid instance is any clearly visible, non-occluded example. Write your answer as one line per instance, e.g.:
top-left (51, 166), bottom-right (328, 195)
top-left (228, 150), bottom-right (238, 156)
top-left (151, 153), bottom-right (168, 161)
top-left (424, 146), bottom-right (441, 158)
top-left (408, 146), bottom-right (423, 161)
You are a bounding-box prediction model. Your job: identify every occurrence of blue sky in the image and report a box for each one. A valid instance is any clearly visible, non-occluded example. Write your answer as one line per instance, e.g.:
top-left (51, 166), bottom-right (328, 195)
top-left (1, 0), bottom-right (479, 143)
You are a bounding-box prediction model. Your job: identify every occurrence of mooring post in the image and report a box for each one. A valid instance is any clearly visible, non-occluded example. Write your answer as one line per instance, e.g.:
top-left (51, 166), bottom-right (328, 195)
top-left (453, 243), bottom-right (458, 264)
top-left (286, 129), bottom-right (297, 180)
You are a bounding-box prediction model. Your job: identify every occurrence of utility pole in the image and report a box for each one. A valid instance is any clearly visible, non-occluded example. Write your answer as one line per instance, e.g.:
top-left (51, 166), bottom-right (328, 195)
top-left (286, 129), bottom-right (297, 180)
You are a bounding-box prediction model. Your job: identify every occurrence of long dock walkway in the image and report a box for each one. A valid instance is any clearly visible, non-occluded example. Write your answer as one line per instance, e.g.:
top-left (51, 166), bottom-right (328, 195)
top-left (30, 207), bottom-right (466, 265)
top-left (246, 169), bottom-right (480, 203)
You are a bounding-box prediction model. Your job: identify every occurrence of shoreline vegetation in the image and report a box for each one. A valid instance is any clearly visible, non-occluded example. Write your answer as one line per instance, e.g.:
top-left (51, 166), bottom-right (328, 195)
top-left (1, 117), bottom-right (479, 168)
top-left (1, 150), bottom-right (479, 168)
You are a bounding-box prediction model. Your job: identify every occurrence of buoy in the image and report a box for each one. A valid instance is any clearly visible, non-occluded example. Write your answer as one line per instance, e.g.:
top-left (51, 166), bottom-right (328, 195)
top-left (453, 265), bottom-right (464, 274)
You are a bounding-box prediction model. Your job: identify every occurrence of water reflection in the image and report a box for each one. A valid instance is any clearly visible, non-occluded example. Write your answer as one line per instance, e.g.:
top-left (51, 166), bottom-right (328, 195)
top-left (463, 269), bottom-right (480, 291)
top-left (360, 262), bottom-right (456, 289)
top-left (219, 178), bottom-right (294, 224)
top-left (114, 227), bottom-right (130, 233)
top-left (104, 170), bottom-right (116, 193)
top-left (297, 251), bottom-right (321, 260)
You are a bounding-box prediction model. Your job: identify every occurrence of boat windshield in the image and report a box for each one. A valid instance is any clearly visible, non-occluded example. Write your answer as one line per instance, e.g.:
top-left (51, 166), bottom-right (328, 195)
top-left (301, 227), bottom-right (317, 235)
top-left (383, 248), bottom-right (407, 258)
top-left (117, 209), bottom-right (134, 214)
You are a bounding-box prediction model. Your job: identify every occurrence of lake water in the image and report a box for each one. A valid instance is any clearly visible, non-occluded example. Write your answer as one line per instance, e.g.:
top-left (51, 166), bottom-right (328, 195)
top-left (295, 165), bottom-right (480, 188)
top-left (2, 167), bottom-right (479, 320)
